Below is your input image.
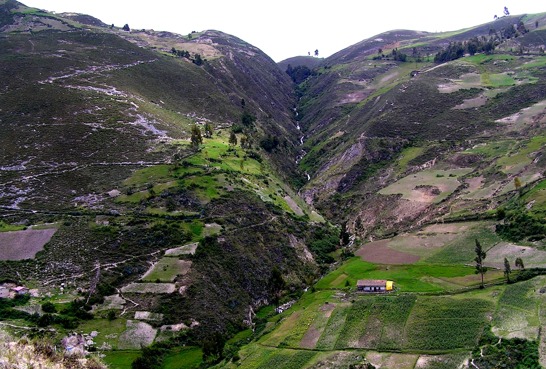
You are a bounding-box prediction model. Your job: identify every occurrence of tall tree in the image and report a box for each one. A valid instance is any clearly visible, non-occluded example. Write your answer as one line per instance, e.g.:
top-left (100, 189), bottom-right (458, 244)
top-left (190, 124), bottom-right (203, 149)
top-left (515, 257), bottom-right (525, 270)
top-left (503, 257), bottom-right (511, 283)
top-left (122, 23), bottom-right (130, 31)
top-left (229, 131), bottom-right (237, 147)
top-left (269, 267), bottom-right (285, 307)
top-left (475, 239), bottom-right (487, 288)
top-left (514, 177), bottom-right (522, 193)
top-left (204, 122), bottom-right (213, 138)
top-left (503, 6), bottom-right (510, 16)
top-left (314, 49), bottom-right (319, 57)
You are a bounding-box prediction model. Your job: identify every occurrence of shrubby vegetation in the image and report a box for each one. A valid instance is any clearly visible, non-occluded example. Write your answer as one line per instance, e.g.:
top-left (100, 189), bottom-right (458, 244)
top-left (496, 210), bottom-right (545, 242)
top-left (285, 65), bottom-right (316, 84)
top-left (473, 327), bottom-right (540, 369)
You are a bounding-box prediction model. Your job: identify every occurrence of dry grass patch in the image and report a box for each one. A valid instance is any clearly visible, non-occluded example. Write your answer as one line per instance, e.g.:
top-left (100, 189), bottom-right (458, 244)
top-left (366, 351), bottom-right (418, 369)
top-left (117, 320), bottom-right (157, 349)
top-left (120, 283), bottom-right (176, 294)
top-left (485, 242), bottom-right (546, 269)
top-left (165, 242), bottom-right (198, 256)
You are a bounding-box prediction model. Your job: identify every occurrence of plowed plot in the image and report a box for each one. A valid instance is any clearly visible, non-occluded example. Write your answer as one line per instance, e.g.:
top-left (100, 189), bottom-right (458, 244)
top-left (356, 240), bottom-right (419, 264)
top-left (0, 228), bottom-right (56, 260)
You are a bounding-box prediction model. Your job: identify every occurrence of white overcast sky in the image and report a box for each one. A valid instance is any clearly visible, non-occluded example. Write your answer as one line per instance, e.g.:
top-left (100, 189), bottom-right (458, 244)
top-left (20, 0), bottom-right (546, 62)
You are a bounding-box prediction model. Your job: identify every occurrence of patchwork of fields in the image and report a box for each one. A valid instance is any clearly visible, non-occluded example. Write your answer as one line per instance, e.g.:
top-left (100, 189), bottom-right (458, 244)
top-left (218, 217), bottom-right (546, 369)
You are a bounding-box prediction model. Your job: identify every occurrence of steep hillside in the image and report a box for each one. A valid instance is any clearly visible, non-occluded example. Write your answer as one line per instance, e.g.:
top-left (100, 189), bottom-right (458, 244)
top-left (0, 0), bottom-right (329, 356)
top-left (297, 14), bottom-right (546, 239)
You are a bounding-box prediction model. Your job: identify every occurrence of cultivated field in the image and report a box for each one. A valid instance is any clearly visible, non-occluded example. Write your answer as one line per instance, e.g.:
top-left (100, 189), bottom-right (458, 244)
top-left (0, 228), bottom-right (57, 260)
top-left (378, 168), bottom-right (473, 203)
top-left (141, 258), bottom-right (192, 282)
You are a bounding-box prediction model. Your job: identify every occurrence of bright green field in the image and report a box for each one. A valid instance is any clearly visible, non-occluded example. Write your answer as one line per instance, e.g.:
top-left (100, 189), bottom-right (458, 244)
top-left (117, 132), bottom-right (316, 218)
top-left (163, 347), bottom-right (202, 369)
top-left (397, 146), bottom-right (425, 173)
top-left (497, 136), bottom-right (546, 174)
top-left (102, 351), bottom-right (140, 369)
top-left (141, 258), bottom-right (191, 282)
top-left (0, 221), bottom-right (25, 232)
top-left (315, 258), bottom-right (476, 292)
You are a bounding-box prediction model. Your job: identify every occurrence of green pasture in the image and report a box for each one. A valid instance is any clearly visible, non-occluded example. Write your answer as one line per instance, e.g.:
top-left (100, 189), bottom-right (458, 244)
top-left (497, 136), bottom-right (546, 174)
top-left (425, 223), bottom-right (501, 264)
top-left (315, 258), bottom-right (477, 292)
top-left (78, 318), bottom-right (128, 349)
top-left (464, 140), bottom-right (513, 158)
top-left (396, 146), bottom-right (425, 173)
top-left (122, 165), bottom-right (172, 187)
top-left (115, 132), bottom-right (315, 217)
top-left (262, 290), bottom-right (336, 347)
top-left (233, 345), bottom-right (317, 369)
top-left (493, 277), bottom-right (544, 340)
top-left (519, 56), bottom-right (546, 69)
top-left (523, 178), bottom-right (546, 212)
top-left (0, 221), bottom-right (25, 232)
top-left (141, 258), bottom-right (191, 282)
top-left (163, 347), bottom-right (202, 369)
top-left (102, 351), bottom-right (140, 369)
top-left (465, 54), bottom-right (516, 65)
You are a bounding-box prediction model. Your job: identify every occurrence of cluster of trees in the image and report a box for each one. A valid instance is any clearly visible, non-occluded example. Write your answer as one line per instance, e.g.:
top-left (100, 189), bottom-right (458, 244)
top-left (435, 20), bottom-right (530, 63)
top-left (496, 210), bottom-right (545, 242)
top-left (374, 48), bottom-right (409, 62)
top-left (434, 37), bottom-right (496, 63)
top-left (190, 122), bottom-right (214, 149)
top-left (285, 64), bottom-right (315, 84)
top-left (170, 47), bottom-right (205, 66)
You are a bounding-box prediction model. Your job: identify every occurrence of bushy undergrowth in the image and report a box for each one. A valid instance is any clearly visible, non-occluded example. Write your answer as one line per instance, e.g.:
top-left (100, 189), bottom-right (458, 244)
top-left (0, 334), bottom-right (106, 369)
top-left (473, 328), bottom-right (541, 369)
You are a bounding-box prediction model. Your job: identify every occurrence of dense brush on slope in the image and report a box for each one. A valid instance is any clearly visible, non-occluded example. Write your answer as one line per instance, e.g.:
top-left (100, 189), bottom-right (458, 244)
top-left (0, 0), bottom-right (323, 343)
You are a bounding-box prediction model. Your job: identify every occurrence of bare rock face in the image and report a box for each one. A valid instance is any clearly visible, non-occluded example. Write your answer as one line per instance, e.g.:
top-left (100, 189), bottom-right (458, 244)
top-left (62, 334), bottom-right (87, 356)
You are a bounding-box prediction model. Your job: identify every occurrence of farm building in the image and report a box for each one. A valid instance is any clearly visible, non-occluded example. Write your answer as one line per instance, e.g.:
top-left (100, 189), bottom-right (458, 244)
top-left (357, 279), bottom-right (394, 293)
top-left (0, 286), bottom-right (9, 298)
top-left (11, 286), bottom-right (29, 295)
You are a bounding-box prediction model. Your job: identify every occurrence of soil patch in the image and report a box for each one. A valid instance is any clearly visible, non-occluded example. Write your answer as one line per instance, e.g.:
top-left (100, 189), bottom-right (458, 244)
top-left (356, 240), bottom-right (420, 264)
top-left (419, 222), bottom-right (472, 234)
top-left (0, 228), bottom-right (57, 260)
top-left (300, 325), bottom-right (321, 349)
